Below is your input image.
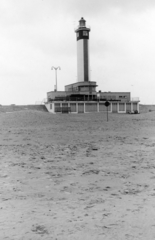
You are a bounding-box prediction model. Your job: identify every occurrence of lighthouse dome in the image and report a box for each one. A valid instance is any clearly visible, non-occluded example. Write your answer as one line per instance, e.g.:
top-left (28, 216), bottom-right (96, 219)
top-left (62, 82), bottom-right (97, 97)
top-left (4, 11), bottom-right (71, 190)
top-left (79, 17), bottom-right (86, 27)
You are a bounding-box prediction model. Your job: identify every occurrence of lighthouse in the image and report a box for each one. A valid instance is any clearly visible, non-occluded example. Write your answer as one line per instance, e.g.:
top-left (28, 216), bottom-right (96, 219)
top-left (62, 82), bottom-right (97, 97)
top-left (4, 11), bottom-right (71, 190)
top-left (75, 17), bottom-right (91, 82)
top-left (46, 17), bottom-right (140, 115)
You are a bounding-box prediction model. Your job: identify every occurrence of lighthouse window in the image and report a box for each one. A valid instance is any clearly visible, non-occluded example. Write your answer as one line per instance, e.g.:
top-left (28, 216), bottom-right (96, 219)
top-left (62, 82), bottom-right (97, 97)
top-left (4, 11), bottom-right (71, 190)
top-left (77, 32), bottom-right (79, 37)
top-left (83, 31), bottom-right (88, 36)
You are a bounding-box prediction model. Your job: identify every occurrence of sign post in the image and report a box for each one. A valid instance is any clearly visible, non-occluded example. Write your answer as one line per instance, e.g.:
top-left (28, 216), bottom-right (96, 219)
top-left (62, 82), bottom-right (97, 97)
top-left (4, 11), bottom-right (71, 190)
top-left (104, 101), bottom-right (110, 122)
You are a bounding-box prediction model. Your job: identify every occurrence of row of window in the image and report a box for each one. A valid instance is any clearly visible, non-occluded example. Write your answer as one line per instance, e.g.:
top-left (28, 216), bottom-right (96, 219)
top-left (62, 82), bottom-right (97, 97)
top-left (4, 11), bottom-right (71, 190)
top-left (119, 96), bottom-right (127, 98)
top-left (100, 96), bottom-right (116, 100)
top-left (99, 95), bottom-right (128, 99)
top-left (77, 31), bottom-right (88, 37)
top-left (50, 102), bottom-right (138, 112)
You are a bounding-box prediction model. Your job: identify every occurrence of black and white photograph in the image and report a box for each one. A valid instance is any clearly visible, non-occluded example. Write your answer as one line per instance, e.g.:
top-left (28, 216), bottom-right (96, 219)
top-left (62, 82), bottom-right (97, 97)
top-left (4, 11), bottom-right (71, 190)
top-left (0, 0), bottom-right (155, 239)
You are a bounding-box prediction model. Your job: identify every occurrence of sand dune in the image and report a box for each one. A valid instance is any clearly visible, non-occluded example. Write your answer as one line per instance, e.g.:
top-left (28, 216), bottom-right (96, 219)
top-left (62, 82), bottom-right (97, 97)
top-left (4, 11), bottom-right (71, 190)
top-left (0, 108), bottom-right (155, 239)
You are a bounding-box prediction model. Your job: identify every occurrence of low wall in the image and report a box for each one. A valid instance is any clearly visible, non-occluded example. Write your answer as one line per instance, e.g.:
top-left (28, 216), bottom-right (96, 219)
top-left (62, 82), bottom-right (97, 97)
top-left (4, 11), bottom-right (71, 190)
top-left (0, 105), bottom-right (48, 113)
top-left (139, 104), bottom-right (155, 113)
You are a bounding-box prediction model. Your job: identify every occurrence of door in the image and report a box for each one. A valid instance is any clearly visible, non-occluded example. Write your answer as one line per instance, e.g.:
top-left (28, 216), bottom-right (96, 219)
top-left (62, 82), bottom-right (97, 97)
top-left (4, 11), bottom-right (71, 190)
top-left (119, 103), bottom-right (125, 112)
top-left (112, 103), bottom-right (118, 113)
top-left (126, 103), bottom-right (131, 112)
top-left (133, 103), bottom-right (138, 111)
top-left (78, 103), bottom-right (84, 113)
top-left (70, 103), bottom-right (77, 112)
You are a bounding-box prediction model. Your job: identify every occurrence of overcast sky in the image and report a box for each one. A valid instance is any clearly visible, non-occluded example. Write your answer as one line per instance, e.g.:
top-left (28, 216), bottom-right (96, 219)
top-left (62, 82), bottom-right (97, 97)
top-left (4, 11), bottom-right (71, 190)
top-left (1, 0), bottom-right (155, 105)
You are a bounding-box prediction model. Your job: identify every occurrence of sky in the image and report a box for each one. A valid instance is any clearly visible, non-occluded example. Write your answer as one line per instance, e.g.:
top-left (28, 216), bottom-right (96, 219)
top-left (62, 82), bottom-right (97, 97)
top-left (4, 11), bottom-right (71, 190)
top-left (1, 0), bottom-right (155, 105)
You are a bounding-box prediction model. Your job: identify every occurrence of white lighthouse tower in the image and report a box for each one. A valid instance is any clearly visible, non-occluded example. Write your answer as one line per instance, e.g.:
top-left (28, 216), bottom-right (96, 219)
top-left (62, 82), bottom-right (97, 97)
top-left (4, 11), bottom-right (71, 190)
top-left (75, 17), bottom-right (91, 82)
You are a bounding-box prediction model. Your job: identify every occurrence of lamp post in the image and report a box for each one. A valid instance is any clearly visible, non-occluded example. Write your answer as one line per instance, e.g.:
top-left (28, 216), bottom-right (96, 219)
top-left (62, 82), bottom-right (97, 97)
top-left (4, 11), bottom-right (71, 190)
top-left (51, 66), bottom-right (61, 91)
top-left (97, 92), bottom-right (100, 102)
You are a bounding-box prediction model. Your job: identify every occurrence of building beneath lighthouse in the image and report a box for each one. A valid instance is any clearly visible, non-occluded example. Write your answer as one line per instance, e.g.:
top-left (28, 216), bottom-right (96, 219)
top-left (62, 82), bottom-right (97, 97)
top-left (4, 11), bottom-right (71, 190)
top-left (45, 18), bottom-right (140, 114)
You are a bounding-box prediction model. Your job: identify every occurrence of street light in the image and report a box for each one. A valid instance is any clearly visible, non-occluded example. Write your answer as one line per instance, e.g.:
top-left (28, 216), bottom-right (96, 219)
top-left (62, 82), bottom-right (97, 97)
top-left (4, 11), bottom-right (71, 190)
top-left (51, 66), bottom-right (61, 91)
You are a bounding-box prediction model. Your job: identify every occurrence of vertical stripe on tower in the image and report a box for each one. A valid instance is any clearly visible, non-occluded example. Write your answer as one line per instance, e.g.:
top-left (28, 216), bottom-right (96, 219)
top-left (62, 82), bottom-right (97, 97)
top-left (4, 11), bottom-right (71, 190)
top-left (77, 39), bottom-right (84, 82)
top-left (83, 39), bottom-right (89, 82)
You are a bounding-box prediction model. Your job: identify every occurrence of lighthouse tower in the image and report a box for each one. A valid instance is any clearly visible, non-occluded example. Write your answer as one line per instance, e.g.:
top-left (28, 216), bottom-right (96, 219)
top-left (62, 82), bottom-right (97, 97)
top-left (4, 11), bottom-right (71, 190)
top-left (75, 17), bottom-right (91, 82)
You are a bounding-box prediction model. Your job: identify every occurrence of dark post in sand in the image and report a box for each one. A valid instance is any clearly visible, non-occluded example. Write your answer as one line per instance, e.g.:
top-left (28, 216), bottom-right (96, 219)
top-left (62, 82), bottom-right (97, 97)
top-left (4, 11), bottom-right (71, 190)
top-left (105, 101), bottom-right (110, 122)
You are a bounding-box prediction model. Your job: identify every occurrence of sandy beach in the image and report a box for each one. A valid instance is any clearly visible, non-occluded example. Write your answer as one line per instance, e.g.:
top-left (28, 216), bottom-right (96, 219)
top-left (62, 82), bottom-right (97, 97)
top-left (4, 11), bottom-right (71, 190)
top-left (0, 107), bottom-right (155, 239)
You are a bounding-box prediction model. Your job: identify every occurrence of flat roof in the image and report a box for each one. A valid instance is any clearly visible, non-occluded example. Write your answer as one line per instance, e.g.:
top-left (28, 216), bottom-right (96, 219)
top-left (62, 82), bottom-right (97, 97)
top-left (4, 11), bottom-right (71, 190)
top-left (65, 81), bottom-right (97, 87)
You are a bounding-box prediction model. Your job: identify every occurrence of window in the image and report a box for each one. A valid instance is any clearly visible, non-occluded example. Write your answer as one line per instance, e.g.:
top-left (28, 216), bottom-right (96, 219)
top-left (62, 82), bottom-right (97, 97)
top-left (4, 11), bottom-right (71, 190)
top-left (83, 31), bottom-right (88, 36)
top-left (77, 32), bottom-right (79, 37)
top-left (119, 96), bottom-right (127, 98)
top-left (50, 104), bottom-right (52, 109)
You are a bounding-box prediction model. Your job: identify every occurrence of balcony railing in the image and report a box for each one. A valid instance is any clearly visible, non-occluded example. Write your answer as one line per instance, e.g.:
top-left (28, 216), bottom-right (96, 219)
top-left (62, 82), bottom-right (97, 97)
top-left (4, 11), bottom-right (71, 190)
top-left (47, 97), bottom-right (122, 102)
top-left (74, 25), bottom-right (91, 31)
top-left (131, 97), bottom-right (140, 102)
